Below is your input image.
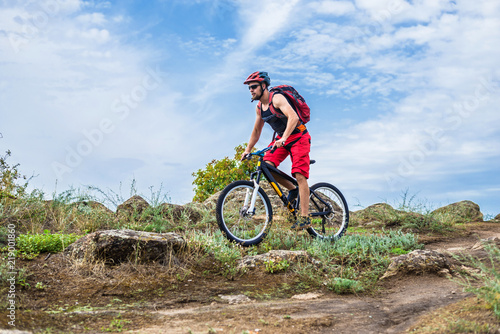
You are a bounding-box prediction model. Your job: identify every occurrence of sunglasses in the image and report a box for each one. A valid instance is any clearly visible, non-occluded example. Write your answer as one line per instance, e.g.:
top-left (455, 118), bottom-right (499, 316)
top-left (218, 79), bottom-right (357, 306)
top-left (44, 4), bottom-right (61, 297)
top-left (248, 84), bottom-right (260, 90)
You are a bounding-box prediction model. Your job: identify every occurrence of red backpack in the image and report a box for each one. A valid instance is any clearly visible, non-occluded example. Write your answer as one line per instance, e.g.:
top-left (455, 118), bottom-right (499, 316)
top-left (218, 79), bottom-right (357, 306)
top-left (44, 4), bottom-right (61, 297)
top-left (260, 85), bottom-right (310, 124)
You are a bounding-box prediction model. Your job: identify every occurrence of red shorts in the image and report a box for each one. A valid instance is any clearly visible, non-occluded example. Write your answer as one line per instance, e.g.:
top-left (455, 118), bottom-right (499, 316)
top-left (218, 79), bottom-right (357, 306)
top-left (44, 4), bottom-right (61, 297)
top-left (264, 131), bottom-right (311, 179)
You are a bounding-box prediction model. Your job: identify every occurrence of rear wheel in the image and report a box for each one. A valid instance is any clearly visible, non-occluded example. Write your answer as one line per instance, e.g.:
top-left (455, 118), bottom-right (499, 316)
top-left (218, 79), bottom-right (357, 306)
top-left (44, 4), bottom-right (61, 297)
top-left (306, 182), bottom-right (349, 240)
top-left (216, 180), bottom-right (273, 246)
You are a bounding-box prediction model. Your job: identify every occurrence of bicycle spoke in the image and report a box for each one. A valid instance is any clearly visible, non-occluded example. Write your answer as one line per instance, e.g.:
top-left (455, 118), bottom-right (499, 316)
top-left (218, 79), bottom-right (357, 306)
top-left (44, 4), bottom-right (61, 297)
top-left (216, 181), bottom-right (272, 246)
top-left (306, 183), bottom-right (349, 240)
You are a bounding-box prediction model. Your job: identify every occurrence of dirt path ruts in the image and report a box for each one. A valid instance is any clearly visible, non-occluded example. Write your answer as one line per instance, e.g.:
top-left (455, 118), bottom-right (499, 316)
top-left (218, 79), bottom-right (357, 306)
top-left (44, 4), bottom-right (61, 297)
top-left (132, 275), bottom-right (466, 333)
top-left (130, 222), bottom-right (500, 334)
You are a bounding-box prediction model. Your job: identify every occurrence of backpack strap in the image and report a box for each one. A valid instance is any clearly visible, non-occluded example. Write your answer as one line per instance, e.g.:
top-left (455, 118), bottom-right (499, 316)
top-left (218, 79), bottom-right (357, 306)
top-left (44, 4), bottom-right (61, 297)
top-left (268, 91), bottom-right (286, 119)
top-left (256, 93), bottom-right (286, 119)
top-left (269, 91), bottom-right (307, 132)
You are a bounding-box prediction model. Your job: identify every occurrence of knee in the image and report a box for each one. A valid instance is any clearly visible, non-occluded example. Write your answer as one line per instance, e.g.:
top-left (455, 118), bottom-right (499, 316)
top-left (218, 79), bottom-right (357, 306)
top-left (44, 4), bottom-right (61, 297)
top-left (264, 161), bottom-right (276, 168)
top-left (294, 173), bottom-right (308, 184)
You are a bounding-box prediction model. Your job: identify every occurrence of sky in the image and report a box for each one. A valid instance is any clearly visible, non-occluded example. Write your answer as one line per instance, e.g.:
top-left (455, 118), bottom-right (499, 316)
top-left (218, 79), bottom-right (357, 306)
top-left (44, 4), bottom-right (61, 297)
top-left (1, 0), bottom-right (499, 217)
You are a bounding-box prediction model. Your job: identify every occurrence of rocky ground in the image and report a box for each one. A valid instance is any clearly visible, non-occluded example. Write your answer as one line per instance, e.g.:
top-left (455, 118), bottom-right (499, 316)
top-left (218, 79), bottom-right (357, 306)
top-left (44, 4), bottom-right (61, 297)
top-left (1, 220), bottom-right (499, 334)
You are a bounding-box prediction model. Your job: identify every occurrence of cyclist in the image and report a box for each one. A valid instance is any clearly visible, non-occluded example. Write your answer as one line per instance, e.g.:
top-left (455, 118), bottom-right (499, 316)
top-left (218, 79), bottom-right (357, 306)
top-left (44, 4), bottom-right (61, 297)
top-left (241, 71), bottom-right (312, 230)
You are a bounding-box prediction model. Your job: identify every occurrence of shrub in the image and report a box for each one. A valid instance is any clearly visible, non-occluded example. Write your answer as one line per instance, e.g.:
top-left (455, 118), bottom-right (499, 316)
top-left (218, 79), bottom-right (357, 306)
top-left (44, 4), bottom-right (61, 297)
top-left (192, 143), bottom-right (258, 202)
top-left (15, 230), bottom-right (82, 255)
top-left (0, 150), bottom-right (29, 199)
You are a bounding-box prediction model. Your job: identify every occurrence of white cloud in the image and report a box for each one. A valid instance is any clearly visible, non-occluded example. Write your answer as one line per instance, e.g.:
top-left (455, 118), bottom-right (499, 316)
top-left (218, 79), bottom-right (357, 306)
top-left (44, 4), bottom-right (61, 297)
top-left (309, 1), bottom-right (356, 16)
top-left (76, 12), bottom-right (107, 25)
top-left (238, 0), bottom-right (300, 51)
top-left (79, 28), bottom-right (110, 43)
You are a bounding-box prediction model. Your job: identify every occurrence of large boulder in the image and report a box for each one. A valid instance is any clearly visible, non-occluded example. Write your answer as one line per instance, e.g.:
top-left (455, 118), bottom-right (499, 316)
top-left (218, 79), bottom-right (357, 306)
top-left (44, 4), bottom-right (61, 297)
top-left (202, 191), bottom-right (221, 211)
top-left (116, 195), bottom-right (150, 217)
top-left (71, 200), bottom-right (114, 215)
top-left (431, 200), bottom-right (483, 223)
top-left (350, 203), bottom-right (430, 228)
top-left (160, 203), bottom-right (203, 223)
top-left (64, 229), bottom-right (185, 265)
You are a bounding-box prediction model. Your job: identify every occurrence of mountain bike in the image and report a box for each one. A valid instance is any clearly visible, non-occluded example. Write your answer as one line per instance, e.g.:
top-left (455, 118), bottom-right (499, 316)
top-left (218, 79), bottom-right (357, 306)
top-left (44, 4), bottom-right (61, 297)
top-left (216, 146), bottom-right (349, 246)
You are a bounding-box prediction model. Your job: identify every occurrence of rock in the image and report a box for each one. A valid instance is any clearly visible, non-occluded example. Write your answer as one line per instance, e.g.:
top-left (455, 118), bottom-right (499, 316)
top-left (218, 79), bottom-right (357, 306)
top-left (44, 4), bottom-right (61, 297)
top-left (291, 292), bottom-right (323, 300)
top-left (350, 203), bottom-right (430, 228)
top-left (381, 250), bottom-right (456, 279)
top-left (201, 191), bottom-right (221, 211)
top-left (64, 229), bottom-right (185, 265)
top-left (431, 200), bottom-right (483, 223)
top-left (72, 200), bottom-right (114, 214)
top-left (116, 195), bottom-right (150, 216)
top-left (219, 294), bottom-right (252, 304)
top-left (471, 236), bottom-right (500, 250)
top-left (237, 250), bottom-right (320, 271)
top-left (160, 203), bottom-right (202, 223)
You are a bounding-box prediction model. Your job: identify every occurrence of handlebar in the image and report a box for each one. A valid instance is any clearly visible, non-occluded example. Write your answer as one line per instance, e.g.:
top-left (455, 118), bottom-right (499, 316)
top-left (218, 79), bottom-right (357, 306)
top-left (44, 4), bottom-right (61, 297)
top-left (245, 146), bottom-right (274, 160)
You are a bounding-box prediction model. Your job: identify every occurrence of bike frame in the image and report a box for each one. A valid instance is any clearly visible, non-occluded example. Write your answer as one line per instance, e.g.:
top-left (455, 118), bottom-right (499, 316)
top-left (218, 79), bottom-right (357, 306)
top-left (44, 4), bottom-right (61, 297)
top-left (244, 147), bottom-right (333, 219)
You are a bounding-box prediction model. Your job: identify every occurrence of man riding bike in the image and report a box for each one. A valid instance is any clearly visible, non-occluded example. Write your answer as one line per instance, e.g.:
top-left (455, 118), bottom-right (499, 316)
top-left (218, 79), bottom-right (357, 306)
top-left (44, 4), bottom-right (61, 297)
top-left (241, 71), bottom-right (312, 230)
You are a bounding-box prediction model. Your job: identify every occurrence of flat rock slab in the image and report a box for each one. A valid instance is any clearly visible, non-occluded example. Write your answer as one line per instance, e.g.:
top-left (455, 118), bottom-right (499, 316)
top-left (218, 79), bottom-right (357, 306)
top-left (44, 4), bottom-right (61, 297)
top-left (64, 229), bottom-right (185, 265)
top-left (237, 250), bottom-right (320, 271)
top-left (291, 292), bottom-right (323, 300)
top-left (218, 294), bottom-right (253, 304)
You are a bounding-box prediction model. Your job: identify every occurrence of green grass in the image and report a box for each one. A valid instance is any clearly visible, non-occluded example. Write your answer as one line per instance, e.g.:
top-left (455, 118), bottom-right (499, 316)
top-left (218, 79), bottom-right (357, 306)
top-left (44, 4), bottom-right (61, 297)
top-left (454, 242), bottom-right (500, 320)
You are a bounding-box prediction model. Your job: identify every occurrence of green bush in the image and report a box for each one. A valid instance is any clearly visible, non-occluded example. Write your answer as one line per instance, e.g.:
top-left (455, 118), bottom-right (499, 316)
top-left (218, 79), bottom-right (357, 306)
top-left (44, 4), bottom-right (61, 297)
top-left (192, 143), bottom-right (258, 202)
top-left (0, 150), bottom-right (29, 199)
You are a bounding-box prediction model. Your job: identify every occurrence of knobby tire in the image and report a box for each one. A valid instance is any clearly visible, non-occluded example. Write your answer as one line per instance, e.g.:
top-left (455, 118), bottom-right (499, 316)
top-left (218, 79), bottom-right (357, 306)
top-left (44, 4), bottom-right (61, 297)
top-left (216, 180), bottom-right (273, 247)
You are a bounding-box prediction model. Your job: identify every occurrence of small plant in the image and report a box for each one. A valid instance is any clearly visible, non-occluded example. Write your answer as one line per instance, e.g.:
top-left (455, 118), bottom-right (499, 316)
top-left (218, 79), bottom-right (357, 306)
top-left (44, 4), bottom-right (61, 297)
top-left (17, 268), bottom-right (31, 288)
top-left (35, 282), bottom-right (47, 290)
top-left (102, 314), bottom-right (131, 332)
top-left (15, 230), bottom-right (81, 256)
top-left (390, 247), bottom-right (409, 255)
top-left (327, 277), bottom-right (364, 294)
top-left (264, 259), bottom-right (290, 273)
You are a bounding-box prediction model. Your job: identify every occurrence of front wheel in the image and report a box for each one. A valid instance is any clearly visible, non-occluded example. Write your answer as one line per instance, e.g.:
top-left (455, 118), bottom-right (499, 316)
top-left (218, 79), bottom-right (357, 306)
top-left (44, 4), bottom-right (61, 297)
top-left (306, 182), bottom-right (349, 241)
top-left (216, 180), bottom-right (273, 247)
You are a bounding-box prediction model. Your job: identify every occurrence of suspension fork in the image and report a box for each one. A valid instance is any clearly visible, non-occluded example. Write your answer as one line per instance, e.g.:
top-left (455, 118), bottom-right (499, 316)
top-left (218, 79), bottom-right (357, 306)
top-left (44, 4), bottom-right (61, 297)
top-left (243, 179), bottom-right (260, 215)
top-left (244, 167), bottom-right (263, 215)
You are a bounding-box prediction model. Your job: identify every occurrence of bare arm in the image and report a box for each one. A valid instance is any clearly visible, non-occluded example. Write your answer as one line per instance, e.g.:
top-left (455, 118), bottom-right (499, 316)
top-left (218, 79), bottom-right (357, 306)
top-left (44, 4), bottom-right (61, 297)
top-left (241, 105), bottom-right (265, 160)
top-left (272, 94), bottom-right (299, 147)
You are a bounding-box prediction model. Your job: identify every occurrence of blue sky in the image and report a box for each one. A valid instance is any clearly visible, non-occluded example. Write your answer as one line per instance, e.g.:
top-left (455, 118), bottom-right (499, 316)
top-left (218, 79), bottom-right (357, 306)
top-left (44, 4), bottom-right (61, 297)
top-left (1, 0), bottom-right (499, 217)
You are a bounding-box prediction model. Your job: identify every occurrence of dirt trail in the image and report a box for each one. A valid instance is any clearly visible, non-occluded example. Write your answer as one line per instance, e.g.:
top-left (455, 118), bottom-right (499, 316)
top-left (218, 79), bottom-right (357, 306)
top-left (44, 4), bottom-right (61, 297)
top-left (131, 223), bottom-right (500, 334)
top-left (134, 276), bottom-right (465, 333)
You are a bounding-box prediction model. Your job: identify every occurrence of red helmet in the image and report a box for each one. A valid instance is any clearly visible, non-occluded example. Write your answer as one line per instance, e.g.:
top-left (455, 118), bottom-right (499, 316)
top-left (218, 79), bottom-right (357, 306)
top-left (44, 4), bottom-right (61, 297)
top-left (243, 71), bottom-right (271, 86)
